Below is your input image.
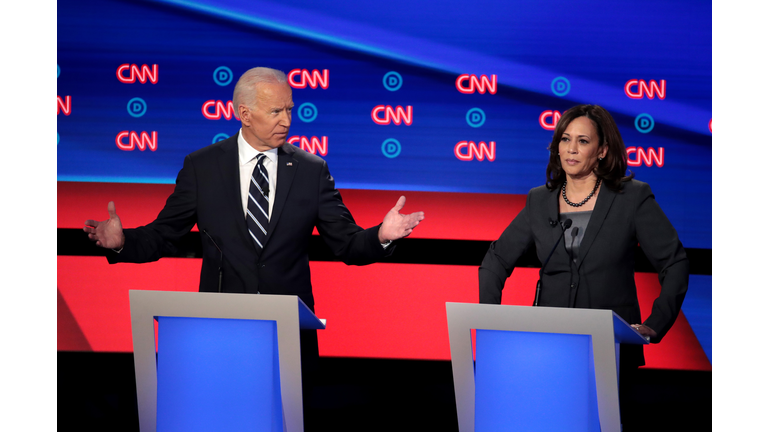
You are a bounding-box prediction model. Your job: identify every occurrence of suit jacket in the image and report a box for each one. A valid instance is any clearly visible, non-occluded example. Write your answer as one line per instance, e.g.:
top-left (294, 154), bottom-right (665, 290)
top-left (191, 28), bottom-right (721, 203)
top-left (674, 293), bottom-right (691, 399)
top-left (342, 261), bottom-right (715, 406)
top-left (109, 135), bottom-right (391, 310)
top-left (479, 180), bottom-right (689, 363)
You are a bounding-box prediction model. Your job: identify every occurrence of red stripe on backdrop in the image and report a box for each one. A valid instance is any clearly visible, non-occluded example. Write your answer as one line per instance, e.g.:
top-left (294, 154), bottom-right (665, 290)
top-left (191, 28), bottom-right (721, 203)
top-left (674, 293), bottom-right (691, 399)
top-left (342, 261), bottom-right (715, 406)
top-left (57, 256), bottom-right (201, 352)
top-left (58, 181), bottom-right (525, 240)
top-left (633, 273), bottom-right (711, 370)
top-left (57, 256), bottom-right (710, 370)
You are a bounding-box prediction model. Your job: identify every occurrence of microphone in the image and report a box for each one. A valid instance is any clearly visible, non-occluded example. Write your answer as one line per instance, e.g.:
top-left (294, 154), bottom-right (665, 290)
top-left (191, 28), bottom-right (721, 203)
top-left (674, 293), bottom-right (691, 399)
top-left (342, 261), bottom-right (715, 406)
top-left (533, 218), bottom-right (572, 306)
top-left (202, 229), bottom-right (224, 293)
top-left (568, 227), bottom-right (579, 262)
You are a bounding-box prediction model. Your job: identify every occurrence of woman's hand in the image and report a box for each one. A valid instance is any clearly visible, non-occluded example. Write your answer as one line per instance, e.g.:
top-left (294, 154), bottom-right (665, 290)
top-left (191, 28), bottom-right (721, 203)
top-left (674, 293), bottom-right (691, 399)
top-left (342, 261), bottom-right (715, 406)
top-left (631, 324), bottom-right (657, 340)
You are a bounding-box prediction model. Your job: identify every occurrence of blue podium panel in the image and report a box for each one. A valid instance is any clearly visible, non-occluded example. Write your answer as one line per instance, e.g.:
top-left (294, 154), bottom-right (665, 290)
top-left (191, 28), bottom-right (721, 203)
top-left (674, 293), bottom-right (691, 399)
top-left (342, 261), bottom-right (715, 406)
top-left (156, 317), bottom-right (283, 432)
top-left (474, 330), bottom-right (599, 432)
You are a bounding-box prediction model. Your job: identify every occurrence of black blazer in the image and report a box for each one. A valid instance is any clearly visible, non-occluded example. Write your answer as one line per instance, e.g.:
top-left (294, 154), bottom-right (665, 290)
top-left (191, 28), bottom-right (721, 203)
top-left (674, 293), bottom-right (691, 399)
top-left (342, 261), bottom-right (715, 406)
top-left (109, 135), bottom-right (391, 310)
top-left (479, 180), bottom-right (689, 349)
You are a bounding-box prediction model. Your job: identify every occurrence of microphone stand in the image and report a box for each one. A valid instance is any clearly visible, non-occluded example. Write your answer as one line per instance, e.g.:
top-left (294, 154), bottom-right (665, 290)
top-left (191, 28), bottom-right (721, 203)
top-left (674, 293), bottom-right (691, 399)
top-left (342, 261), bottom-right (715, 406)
top-left (202, 229), bottom-right (224, 293)
top-left (533, 218), bottom-right (572, 306)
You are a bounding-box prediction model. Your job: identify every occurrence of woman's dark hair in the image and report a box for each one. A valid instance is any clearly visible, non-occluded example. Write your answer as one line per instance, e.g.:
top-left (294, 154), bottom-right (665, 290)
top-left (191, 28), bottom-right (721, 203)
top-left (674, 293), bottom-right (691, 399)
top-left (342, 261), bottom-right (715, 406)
top-left (545, 104), bottom-right (634, 191)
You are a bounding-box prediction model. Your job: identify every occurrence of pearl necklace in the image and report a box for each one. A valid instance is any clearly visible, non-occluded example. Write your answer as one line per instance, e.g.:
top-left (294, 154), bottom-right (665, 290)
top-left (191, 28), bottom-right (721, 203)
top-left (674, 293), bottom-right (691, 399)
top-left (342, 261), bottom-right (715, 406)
top-left (562, 178), bottom-right (601, 207)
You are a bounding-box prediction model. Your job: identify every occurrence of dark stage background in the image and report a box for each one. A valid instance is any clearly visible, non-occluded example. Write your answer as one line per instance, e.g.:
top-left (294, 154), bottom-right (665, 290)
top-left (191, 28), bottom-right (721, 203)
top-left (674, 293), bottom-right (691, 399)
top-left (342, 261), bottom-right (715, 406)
top-left (57, 0), bottom-right (712, 430)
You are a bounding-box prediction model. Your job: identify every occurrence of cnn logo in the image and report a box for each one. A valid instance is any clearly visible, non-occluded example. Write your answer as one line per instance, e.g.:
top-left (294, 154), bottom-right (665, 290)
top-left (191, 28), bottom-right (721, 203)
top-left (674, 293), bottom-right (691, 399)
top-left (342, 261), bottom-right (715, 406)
top-left (455, 141), bottom-right (496, 161)
top-left (456, 74), bottom-right (497, 94)
top-left (288, 69), bottom-right (329, 89)
top-left (116, 131), bottom-right (157, 151)
top-left (371, 105), bottom-right (413, 125)
top-left (202, 100), bottom-right (235, 120)
top-left (625, 79), bottom-right (666, 99)
top-left (539, 110), bottom-right (561, 130)
top-left (116, 64), bottom-right (159, 84)
top-left (627, 147), bottom-right (664, 167)
top-left (288, 136), bottom-right (328, 156)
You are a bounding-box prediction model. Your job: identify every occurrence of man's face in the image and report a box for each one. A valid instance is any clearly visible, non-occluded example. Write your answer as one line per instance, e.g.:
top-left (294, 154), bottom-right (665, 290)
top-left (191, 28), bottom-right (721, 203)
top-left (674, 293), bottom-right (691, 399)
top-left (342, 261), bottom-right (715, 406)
top-left (240, 82), bottom-right (293, 151)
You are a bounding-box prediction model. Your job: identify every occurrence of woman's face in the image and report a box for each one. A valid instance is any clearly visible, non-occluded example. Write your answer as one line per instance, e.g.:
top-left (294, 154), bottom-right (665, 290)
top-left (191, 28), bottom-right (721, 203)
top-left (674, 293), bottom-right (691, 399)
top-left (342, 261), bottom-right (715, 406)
top-left (558, 116), bottom-right (607, 181)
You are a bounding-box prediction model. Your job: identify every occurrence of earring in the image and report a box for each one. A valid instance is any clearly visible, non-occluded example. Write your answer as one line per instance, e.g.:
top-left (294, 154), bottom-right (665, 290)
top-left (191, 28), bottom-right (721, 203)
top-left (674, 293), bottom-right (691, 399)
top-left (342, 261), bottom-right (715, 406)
top-left (598, 156), bottom-right (604, 160)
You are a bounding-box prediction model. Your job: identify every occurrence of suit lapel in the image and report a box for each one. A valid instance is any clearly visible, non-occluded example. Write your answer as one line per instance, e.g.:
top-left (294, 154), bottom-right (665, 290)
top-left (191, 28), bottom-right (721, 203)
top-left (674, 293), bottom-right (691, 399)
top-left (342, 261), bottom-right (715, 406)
top-left (217, 136), bottom-right (253, 247)
top-left (576, 185), bottom-right (616, 271)
top-left (262, 144), bottom-right (298, 249)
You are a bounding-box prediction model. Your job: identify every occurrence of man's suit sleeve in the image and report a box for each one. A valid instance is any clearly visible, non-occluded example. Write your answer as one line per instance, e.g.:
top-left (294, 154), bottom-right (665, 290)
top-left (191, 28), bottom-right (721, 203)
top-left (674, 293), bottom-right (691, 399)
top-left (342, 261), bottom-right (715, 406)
top-left (314, 160), bottom-right (390, 265)
top-left (479, 191), bottom-right (535, 304)
top-left (633, 182), bottom-right (689, 343)
top-left (108, 155), bottom-right (199, 264)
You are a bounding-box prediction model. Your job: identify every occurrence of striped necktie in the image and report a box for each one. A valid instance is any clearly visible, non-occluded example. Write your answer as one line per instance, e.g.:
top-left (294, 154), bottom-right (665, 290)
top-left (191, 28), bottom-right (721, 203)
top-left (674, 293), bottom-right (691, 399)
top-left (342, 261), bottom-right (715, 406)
top-left (246, 154), bottom-right (270, 252)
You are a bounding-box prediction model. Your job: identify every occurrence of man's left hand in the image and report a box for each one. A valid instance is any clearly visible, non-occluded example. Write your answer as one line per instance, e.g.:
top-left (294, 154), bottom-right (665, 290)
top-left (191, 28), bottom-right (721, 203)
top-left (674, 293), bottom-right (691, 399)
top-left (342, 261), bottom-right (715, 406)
top-left (378, 196), bottom-right (425, 243)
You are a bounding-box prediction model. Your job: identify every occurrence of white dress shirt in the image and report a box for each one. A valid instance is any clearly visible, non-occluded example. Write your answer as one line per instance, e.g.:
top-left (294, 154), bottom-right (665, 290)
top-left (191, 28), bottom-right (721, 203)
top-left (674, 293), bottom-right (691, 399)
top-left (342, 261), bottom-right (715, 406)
top-left (238, 129), bottom-right (278, 220)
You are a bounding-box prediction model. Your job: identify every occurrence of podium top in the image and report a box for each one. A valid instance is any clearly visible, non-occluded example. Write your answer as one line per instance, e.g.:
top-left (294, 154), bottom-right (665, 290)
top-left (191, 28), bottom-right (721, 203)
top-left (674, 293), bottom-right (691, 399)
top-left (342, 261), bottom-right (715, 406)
top-left (129, 291), bottom-right (326, 330)
top-left (612, 311), bottom-right (650, 345)
top-left (445, 303), bottom-right (648, 345)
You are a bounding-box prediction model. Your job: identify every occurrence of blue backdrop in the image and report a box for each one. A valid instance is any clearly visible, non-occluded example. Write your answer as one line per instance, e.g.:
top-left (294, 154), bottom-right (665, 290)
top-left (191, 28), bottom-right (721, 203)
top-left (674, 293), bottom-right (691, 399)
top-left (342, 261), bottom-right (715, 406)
top-left (57, 0), bottom-right (712, 249)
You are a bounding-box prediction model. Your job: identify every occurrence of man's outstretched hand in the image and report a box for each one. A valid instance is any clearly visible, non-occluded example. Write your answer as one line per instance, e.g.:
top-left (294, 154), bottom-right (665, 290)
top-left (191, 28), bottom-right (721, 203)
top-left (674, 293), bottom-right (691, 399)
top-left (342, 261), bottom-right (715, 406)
top-left (84, 201), bottom-right (125, 250)
top-left (378, 196), bottom-right (425, 243)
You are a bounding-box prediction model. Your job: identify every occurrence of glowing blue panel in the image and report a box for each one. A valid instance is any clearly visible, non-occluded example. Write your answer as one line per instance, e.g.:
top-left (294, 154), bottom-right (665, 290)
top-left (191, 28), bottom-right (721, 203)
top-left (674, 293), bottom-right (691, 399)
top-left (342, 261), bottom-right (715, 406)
top-left (156, 317), bottom-right (283, 432)
top-left (474, 330), bottom-right (599, 432)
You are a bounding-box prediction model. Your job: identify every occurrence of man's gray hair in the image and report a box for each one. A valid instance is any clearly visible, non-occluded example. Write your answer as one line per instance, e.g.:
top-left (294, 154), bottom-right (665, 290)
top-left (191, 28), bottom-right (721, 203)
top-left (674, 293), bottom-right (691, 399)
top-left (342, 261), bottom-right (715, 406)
top-left (233, 67), bottom-right (288, 118)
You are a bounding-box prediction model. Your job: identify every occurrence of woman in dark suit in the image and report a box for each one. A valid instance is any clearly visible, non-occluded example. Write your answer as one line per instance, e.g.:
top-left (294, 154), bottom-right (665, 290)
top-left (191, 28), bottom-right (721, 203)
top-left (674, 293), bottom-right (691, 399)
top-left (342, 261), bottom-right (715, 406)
top-left (479, 104), bottom-right (689, 368)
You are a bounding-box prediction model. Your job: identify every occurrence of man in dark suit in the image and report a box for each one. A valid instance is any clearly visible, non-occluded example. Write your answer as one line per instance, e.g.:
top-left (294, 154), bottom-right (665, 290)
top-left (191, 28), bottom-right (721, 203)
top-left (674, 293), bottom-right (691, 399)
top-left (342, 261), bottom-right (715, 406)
top-left (84, 67), bottom-right (424, 303)
top-left (83, 67), bottom-right (425, 425)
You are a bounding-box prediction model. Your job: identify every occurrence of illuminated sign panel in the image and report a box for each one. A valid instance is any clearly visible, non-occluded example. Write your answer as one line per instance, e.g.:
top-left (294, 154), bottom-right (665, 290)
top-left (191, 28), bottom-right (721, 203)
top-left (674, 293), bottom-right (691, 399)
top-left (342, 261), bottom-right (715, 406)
top-left (116, 64), bottom-right (159, 84)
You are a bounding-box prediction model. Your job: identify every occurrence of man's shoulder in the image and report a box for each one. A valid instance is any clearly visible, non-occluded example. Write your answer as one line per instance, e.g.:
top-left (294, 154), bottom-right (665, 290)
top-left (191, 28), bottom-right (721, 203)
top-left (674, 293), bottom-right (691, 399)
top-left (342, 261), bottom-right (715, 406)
top-left (280, 143), bottom-right (327, 166)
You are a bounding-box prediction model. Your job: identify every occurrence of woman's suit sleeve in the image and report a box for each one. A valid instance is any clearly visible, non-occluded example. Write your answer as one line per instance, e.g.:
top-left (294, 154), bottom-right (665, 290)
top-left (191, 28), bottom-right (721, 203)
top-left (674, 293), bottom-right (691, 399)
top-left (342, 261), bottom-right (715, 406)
top-left (633, 182), bottom-right (689, 343)
top-left (479, 191), bottom-right (535, 304)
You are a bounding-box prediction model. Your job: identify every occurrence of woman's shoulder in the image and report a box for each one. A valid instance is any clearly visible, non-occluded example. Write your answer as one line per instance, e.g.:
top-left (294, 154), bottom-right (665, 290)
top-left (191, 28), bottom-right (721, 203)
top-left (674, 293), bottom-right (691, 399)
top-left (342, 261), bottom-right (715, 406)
top-left (529, 184), bottom-right (553, 197)
top-left (618, 178), bottom-right (652, 195)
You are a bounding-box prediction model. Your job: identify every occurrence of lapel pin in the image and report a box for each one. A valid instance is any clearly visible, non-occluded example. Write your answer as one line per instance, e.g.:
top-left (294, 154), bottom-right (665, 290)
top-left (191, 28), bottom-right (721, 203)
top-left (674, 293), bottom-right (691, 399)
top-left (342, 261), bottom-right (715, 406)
top-left (287, 162), bottom-right (293, 166)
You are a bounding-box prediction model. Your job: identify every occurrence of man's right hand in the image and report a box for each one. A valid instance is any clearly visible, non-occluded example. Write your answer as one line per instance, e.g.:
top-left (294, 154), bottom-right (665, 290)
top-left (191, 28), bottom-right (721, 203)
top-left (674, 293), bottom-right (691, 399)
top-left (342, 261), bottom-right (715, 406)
top-left (84, 201), bottom-right (125, 250)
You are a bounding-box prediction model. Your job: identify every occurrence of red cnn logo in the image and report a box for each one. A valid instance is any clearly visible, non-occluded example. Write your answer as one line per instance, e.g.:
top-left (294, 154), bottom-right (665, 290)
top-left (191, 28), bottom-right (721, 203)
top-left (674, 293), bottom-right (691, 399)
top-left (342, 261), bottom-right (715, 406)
top-left (539, 110), bottom-right (561, 130)
top-left (116, 64), bottom-right (159, 84)
top-left (116, 131), bottom-right (158, 151)
top-left (456, 74), bottom-right (497, 94)
top-left (57, 96), bottom-right (71, 116)
top-left (288, 69), bottom-right (329, 89)
top-left (454, 141), bottom-right (496, 161)
top-left (627, 147), bottom-right (664, 167)
top-left (371, 105), bottom-right (413, 125)
top-left (202, 100), bottom-right (235, 120)
top-left (288, 136), bottom-right (328, 156)
top-left (624, 79), bottom-right (666, 99)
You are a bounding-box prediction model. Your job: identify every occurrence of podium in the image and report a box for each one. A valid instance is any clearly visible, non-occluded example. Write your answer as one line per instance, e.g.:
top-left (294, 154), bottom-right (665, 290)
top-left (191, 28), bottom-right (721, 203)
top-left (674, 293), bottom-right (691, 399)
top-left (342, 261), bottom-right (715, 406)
top-left (446, 303), bottom-right (648, 432)
top-left (129, 291), bottom-right (326, 432)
